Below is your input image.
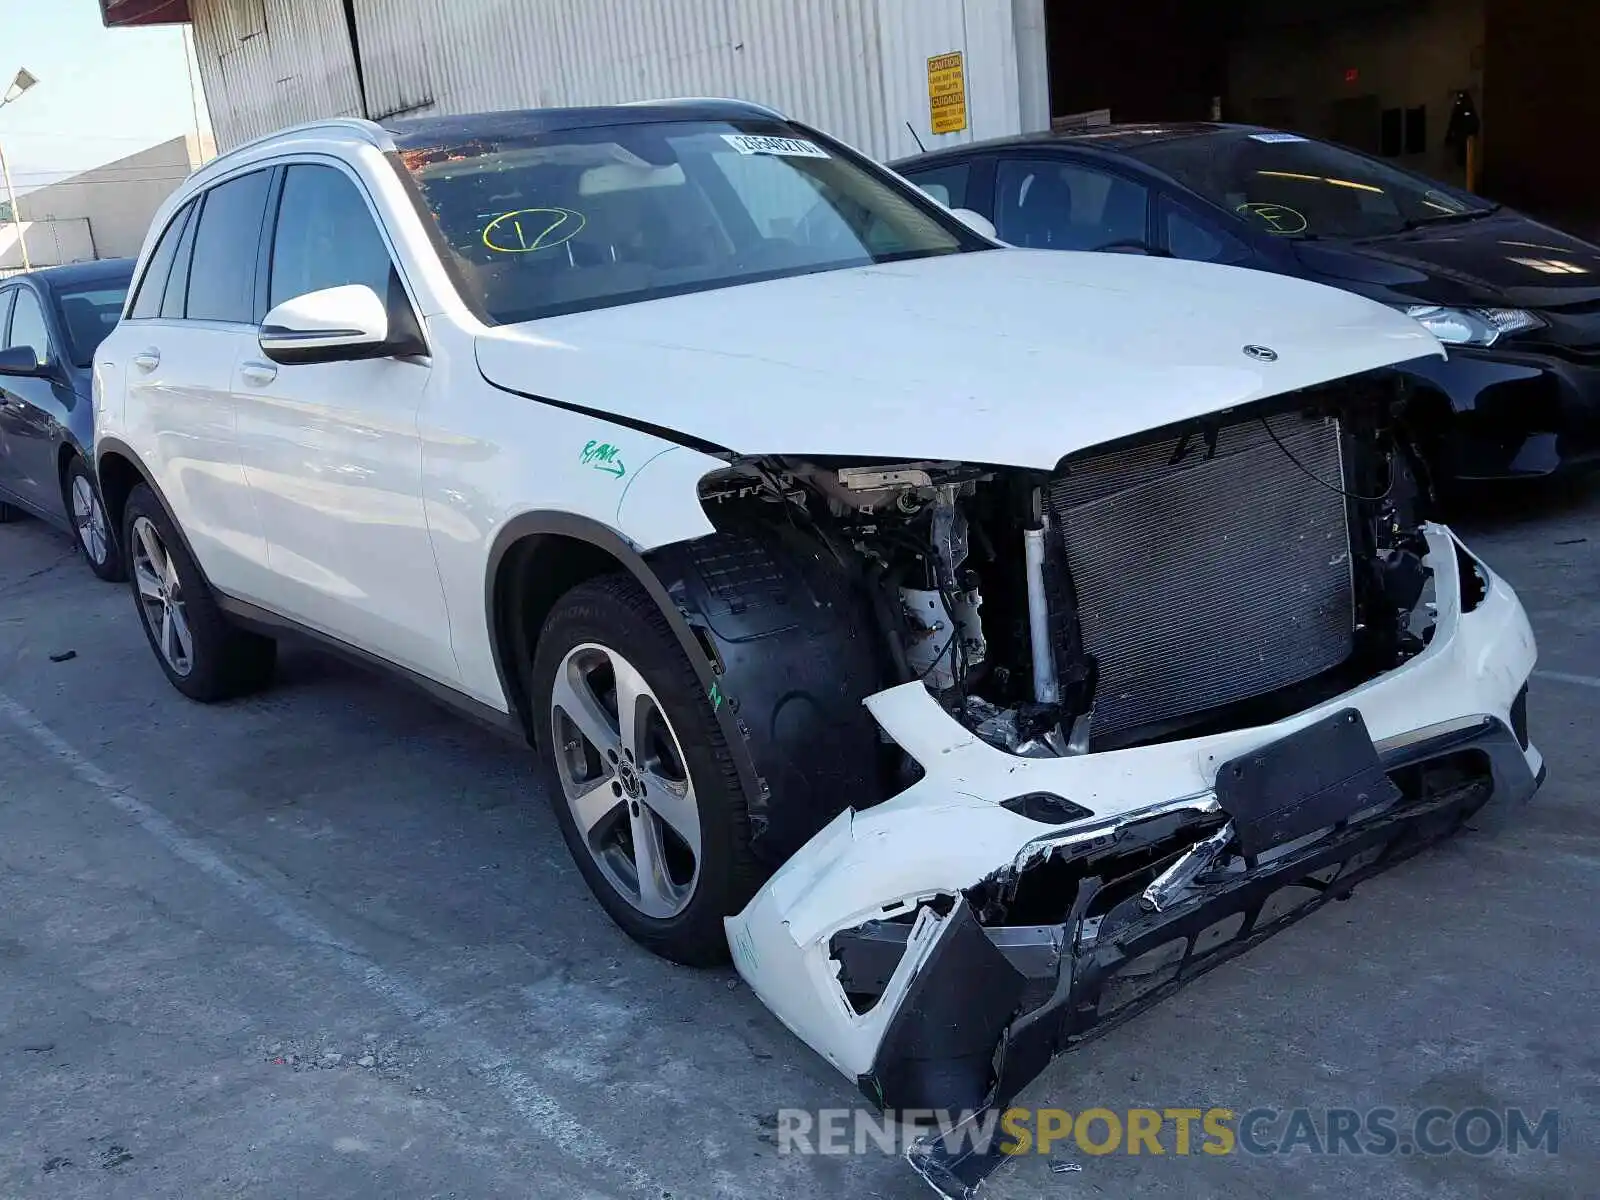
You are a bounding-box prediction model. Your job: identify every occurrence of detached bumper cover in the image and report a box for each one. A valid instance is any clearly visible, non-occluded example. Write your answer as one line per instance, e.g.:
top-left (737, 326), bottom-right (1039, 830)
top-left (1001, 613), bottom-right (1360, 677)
top-left (725, 524), bottom-right (1543, 1196)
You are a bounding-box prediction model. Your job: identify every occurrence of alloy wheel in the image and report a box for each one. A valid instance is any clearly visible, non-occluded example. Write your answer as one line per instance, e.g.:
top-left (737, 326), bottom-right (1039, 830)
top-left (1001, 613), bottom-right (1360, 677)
top-left (130, 516), bottom-right (194, 676)
top-left (71, 474), bottom-right (109, 565)
top-left (550, 642), bottom-right (702, 919)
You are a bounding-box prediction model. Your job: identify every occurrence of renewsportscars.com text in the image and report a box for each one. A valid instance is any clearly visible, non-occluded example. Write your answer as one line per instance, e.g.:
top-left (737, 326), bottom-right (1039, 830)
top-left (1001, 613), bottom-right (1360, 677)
top-left (775, 1105), bottom-right (1560, 1158)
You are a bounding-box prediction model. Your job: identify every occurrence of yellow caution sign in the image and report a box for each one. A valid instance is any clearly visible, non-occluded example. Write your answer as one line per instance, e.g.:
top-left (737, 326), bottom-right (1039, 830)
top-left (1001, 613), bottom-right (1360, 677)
top-left (927, 51), bottom-right (967, 135)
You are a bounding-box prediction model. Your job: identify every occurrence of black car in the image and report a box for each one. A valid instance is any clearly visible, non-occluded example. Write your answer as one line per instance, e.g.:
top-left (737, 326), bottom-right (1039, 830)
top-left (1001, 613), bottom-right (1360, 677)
top-left (894, 123), bottom-right (1600, 484)
top-left (0, 258), bottom-right (135, 579)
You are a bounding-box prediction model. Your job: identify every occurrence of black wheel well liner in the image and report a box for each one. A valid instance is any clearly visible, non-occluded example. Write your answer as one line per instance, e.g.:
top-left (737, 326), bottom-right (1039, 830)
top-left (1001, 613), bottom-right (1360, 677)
top-left (57, 439), bottom-right (83, 487)
top-left (488, 512), bottom-right (893, 866)
top-left (55, 439), bottom-right (86, 523)
top-left (486, 512), bottom-right (766, 801)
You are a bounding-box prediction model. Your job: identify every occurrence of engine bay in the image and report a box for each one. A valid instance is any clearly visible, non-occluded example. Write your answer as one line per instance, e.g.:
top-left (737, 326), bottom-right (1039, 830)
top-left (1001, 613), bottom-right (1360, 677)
top-left (696, 370), bottom-right (1441, 769)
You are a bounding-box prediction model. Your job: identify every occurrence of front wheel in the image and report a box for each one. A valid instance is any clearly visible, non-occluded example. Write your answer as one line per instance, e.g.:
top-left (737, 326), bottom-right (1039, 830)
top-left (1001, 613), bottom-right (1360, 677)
top-left (65, 455), bottom-right (124, 581)
top-left (122, 484), bottom-right (277, 701)
top-left (531, 573), bottom-right (762, 966)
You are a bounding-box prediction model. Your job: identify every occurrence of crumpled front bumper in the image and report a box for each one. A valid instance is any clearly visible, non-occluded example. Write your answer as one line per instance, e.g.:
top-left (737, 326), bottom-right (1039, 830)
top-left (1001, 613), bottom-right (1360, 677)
top-left (724, 523), bottom-right (1542, 1196)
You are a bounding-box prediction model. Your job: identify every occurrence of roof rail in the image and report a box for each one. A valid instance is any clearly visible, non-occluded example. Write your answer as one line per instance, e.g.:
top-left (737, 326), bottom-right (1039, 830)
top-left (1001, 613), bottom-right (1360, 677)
top-left (621, 96), bottom-right (786, 120)
top-left (200, 117), bottom-right (394, 172)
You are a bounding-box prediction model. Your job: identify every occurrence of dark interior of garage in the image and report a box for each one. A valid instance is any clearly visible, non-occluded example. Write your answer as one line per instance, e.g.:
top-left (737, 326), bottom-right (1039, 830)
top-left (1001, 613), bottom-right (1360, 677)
top-left (1041, 0), bottom-right (1600, 223)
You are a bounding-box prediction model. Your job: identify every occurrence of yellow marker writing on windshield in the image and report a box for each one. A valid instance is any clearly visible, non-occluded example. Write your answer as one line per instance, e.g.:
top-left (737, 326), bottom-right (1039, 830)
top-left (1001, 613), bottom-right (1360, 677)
top-left (482, 207), bottom-right (587, 253)
top-left (1235, 202), bottom-right (1308, 236)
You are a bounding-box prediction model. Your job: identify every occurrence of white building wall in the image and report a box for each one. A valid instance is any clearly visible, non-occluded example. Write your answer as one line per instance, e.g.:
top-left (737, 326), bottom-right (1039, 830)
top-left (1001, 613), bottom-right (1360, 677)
top-left (10, 135), bottom-right (213, 261)
top-left (1, 218), bottom-right (97, 274)
top-left (189, 0), bottom-right (1045, 161)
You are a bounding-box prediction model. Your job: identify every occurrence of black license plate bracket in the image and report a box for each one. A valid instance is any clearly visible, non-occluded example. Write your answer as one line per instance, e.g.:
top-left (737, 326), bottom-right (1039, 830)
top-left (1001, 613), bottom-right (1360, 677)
top-left (1215, 707), bottom-right (1400, 858)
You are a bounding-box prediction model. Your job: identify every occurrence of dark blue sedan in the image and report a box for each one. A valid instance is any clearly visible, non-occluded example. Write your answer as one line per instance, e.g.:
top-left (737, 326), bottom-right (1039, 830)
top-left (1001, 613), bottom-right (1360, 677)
top-left (0, 258), bottom-right (135, 579)
top-left (894, 124), bottom-right (1600, 485)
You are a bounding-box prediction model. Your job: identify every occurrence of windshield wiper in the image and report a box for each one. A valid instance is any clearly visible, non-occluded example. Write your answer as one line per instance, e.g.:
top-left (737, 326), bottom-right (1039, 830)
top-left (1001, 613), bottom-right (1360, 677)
top-left (1400, 204), bottom-right (1500, 231)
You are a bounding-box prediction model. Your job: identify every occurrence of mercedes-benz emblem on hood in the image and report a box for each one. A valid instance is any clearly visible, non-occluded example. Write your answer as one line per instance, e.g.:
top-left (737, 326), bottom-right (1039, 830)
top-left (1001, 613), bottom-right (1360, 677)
top-left (1242, 344), bottom-right (1279, 362)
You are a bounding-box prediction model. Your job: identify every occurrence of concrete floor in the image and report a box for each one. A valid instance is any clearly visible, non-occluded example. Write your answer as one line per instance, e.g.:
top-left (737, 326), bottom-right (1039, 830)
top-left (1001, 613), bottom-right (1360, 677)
top-left (1, 481), bottom-right (1596, 1200)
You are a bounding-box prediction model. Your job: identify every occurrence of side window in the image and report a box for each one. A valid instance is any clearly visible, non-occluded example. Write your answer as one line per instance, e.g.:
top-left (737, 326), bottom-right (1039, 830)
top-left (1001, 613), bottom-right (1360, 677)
top-left (6, 289), bottom-right (51, 359)
top-left (129, 201), bottom-right (194, 320)
top-left (268, 164), bottom-right (396, 308)
top-left (903, 162), bottom-right (972, 210)
top-left (1163, 201), bottom-right (1253, 265)
top-left (186, 169), bottom-right (274, 324)
top-left (0, 290), bottom-right (13, 342)
top-left (162, 200), bottom-right (202, 319)
top-left (994, 158), bottom-right (1149, 251)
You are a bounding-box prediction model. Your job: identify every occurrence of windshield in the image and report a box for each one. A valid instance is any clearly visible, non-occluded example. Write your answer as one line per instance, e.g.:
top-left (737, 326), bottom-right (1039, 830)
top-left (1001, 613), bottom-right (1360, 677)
top-left (55, 280), bottom-right (130, 367)
top-left (395, 119), bottom-right (974, 323)
top-left (1125, 130), bottom-right (1495, 240)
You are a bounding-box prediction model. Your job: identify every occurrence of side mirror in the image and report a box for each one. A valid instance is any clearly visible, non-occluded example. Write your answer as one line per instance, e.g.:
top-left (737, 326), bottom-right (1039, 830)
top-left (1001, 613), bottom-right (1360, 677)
top-left (259, 284), bottom-right (390, 365)
top-left (0, 345), bottom-right (45, 377)
top-left (949, 207), bottom-right (998, 241)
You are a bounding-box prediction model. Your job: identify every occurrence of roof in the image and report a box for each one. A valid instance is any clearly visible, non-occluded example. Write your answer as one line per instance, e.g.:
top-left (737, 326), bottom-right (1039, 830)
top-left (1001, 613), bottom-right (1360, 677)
top-left (12, 259), bottom-right (137, 289)
top-left (98, 0), bottom-right (190, 25)
top-left (890, 122), bottom-right (1259, 168)
top-left (382, 99), bottom-right (791, 149)
top-left (183, 99), bottom-right (794, 186)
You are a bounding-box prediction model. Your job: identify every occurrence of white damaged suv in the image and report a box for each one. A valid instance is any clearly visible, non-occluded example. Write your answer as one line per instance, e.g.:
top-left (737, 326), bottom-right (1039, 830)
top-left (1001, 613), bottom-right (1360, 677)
top-left (95, 100), bottom-right (1541, 1190)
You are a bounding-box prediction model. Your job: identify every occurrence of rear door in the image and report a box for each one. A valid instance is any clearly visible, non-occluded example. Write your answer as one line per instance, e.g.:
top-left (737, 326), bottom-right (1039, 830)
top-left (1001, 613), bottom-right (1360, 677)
top-left (0, 284), bottom-right (73, 522)
top-left (121, 170), bottom-right (277, 599)
top-left (233, 160), bottom-right (454, 683)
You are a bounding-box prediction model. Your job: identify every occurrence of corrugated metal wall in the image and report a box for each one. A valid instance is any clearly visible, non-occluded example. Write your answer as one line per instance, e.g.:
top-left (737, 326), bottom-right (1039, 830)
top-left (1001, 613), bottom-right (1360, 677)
top-left (189, 0), bottom-right (1036, 160)
top-left (193, 0), bottom-right (364, 147)
top-left (353, 0), bottom-right (437, 120)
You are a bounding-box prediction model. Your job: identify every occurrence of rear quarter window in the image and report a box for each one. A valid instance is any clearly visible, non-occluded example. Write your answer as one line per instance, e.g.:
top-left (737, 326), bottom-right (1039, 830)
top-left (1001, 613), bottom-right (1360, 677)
top-left (902, 161), bottom-right (973, 210)
top-left (129, 201), bottom-right (195, 320)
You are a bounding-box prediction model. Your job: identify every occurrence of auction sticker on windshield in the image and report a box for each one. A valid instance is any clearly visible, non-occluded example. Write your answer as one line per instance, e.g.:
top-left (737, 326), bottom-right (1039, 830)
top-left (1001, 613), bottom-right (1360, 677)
top-left (721, 134), bottom-right (829, 158)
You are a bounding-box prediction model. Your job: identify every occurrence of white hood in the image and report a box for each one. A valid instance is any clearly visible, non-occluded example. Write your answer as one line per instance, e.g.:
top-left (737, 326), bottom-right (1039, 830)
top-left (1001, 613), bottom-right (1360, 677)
top-left (475, 248), bottom-right (1442, 469)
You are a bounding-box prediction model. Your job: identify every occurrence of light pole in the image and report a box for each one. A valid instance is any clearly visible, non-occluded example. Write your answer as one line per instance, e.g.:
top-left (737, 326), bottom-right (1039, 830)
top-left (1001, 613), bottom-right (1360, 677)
top-left (0, 67), bottom-right (40, 272)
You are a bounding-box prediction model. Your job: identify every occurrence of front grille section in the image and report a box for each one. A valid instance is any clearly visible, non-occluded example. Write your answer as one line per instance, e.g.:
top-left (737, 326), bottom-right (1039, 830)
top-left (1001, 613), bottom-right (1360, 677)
top-left (1048, 414), bottom-right (1354, 740)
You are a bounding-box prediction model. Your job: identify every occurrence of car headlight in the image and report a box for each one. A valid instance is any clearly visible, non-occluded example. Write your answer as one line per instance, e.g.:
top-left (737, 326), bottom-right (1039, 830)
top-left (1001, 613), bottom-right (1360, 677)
top-left (1401, 305), bottom-right (1544, 347)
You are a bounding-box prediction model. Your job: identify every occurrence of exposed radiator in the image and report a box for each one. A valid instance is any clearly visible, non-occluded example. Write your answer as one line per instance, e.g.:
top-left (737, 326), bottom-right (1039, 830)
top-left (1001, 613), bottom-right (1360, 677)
top-left (1048, 414), bottom-right (1355, 740)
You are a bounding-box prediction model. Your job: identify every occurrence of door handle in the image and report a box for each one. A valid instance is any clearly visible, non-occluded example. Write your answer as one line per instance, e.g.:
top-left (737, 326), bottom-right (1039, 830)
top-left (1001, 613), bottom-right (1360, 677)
top-left (131, 349), bottom-right (161, 372)
top-left (239, 361), bottom-right (279, 387)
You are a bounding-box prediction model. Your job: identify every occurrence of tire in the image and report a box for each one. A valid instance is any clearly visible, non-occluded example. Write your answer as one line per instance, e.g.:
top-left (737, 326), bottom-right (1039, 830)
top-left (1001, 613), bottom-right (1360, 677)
top-left (64, 455), bottom-right (125, 582)
top-left (122, 483), bottom-right (277, 701)
top-left (531, 572), bottom-right (763, 966)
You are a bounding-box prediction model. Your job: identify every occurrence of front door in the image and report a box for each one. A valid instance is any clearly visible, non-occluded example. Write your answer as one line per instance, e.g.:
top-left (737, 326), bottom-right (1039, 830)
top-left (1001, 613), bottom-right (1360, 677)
top-left (0, 286), bottom-right (73, 521)
top-left (992, 157), bottom-right (1154, 253)
top-left (233, 161), bottom-right (457, 685)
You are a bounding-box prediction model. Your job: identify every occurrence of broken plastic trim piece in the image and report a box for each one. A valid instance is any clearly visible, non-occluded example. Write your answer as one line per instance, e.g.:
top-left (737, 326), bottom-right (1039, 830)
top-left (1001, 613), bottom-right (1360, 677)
top-left (857, 900), bottom-right (1026, 1114)
top-left (1140, 821), bottom-right (1233, 912)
